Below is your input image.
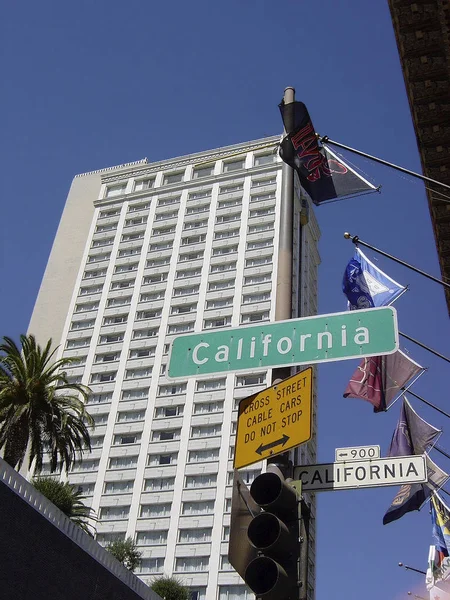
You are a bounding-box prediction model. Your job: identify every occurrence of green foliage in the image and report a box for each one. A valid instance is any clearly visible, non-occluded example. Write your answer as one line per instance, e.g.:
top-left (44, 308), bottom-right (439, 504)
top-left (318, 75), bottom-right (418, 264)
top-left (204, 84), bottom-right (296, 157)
top-left (106, 537), bottom-right (142, 572)
top-left (150, 576), bottom-right (190, 600)
top-left (32, 476), bottom-right (96, 536)
top-left (0, 334), bottom-right (94, 472)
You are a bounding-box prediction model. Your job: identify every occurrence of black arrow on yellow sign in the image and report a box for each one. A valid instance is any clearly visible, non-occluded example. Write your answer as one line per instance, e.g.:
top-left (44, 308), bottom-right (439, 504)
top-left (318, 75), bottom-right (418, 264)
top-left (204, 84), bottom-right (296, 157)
top-left (255, 434), bottom-right (290, 456)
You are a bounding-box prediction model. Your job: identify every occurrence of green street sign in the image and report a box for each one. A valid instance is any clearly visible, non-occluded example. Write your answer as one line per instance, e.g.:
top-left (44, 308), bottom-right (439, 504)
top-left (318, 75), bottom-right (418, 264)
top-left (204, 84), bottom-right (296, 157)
top-left (168, 306), bottom-right (398, 378)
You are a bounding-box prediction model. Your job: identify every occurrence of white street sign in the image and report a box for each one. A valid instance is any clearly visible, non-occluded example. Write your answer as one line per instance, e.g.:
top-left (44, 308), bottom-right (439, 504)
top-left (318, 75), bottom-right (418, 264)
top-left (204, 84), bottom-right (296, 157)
top-left (335, 445), bottom-right (380, 462)
top-left (293, 455), bottom-right (427, 492)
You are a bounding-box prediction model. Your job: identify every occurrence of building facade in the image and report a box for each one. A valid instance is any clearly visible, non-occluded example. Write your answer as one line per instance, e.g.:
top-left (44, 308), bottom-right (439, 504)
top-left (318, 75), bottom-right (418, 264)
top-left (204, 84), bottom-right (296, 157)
top-left (28, 136), bottom-right (320, 600)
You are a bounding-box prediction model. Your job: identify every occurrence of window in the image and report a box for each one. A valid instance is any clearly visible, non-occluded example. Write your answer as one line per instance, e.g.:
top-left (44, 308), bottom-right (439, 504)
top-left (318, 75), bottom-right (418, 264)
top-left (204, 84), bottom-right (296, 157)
top-left (147, 256), bottom-right (171, 267)
top-left (186, 204), bottom-right (209, 215)
top-left (122, 232), bottom-right (144, 242)
top-left (125, 367), bottom-right (152, 379)
top-left (96, 223), bottom-right (117, 232)
top-left (193, 401), bottom-right (224, 414)
top-left (210, 262), bottom-right (236, 273)
top-left (71, 319), bottom-right (95, 330)
top-left (140, 291), bottom-right (165, 302)
top-left (71, 459), bottom-right (99, 472)
top-left (83, 268), bottom-right (107, 279)
top-left (99, 208), bottom-right (121, 218)
top-left (193, 164), bottom-right (214, 178)
top-left (241, 311), bottom-right (269, 323)
top-left (248, 222), bottom-right (274, 234)
top-left (212, 246), bottom-right (238, 256)
top-left (214, 229), bottom-right (239, 240)
top-left (136, 309), bottom-right (162, 320)
top-left (158, 195), bottom-right (180, 206)
top-left (143, 273), bottom-right (168, 284)
top-left (218, 585), bottom-right (252, 599)
top-left (191, 424), bottom-right (221, 438)
top-left (217, 198), bottom-right (242, 209)
top-left (244, 274), bottom-right (272, 285)
top-left (75, 482), bottom-right (95, 495)
top-left (223, 158), bottom-right (245, 172)
top-left (188, 190), bottom-right (211, 200)
top-left (111, 279), bottom-right (135, 290)
top-left (129, 347), bottom-right (156, 359)
top-left (185, 474), bottom-right (217, 488)
top-left (152, 225), bottom-right (176, 236)
top-left (103, 314), bottom-right (128, 325)
top-left (249, 207), bottom-right (275, 218)
top-left (90, 371), bottom-right (116, 383)
top-left (75, 302), bottom-right (99, 313)
top-left (219, 183), bottom-right (244, 194)
top-left (152, 429), bottom-right (181, 441)
top-left (113, 433), bottom-right (141, 445)
top-left (143, 477), bottom-right (175, 491)
top-left (208, 280), bottom-right (234, 291)
top-left (252, 176), bottom-right (277, 187)
top-left (149, 241), bottom-right (173, 251)
top-left (95, 352), bottom-right (120, 363)
top-left (66, 355), bottom-right (87, 367)
top-left (184, 219), bottom-right (208, 230)
top-left (115, 263), bottom-right (138, 273)
top-left (104, 480), bottom-right (134, 494)
top-left (122, 388), bottom-right (149, 400)
top-left (243, 291), bottom-right (271, 304)
top-left (163, 171), bottom-right (184, 185)
top-left (196, 378), bottom-right (226, 391)
top-left (158, 383), bottom-right (187, 396)
top-left (105, 183), bottom-right (127, 197)
top-left (108, 456), bottom-right (138, 469)
top-left (136, 531), bottom-right (168, 546)
top-left (175, 556), bottom-right (210, 572)
top-left (179, 528), bottom-right (212, 543)
top-left (140, 503), bottom-right (171, 518)
top-left (66, 338), bottom-right (91, 349)
top-left (247, 239), bottom-right (273, 250)
top-left (181, 234), bottom-right (206, 245)
top-left (216, 213), bottom-right (241, 224)
top-left (167, 322), bottom-right (194, 334)
top-left (154, 405), bottom-right (184, 418)
top-left (132, 328), bottom-right (158, 339)
top-left (245, 255), bottom-right (272, 266)
top-left (220, 555), bottom-right (233, 571)
top-left (96, 532), bottom-right (125, 546)
top-left (204, 317), bottom-right (231, 328)
top-left (87, 252), bottom-right (110, 263)
top-left (250, 191), bottom-right (276, 202)
top-left (173, 286), bottom-right (199, 297)
top-left (176, 267), bottom-right (202, 279)
top-left (87, 392), bottom-right (113, 405)
top-left (99, 333), bottom-right (124, 344)
top-left (136, 558), bottom-right (164, 574)
top-left (100, 506), bottom-right (130, 520)
top-left (188, 449), bottom-right (219, 463)
top-left (92, 237), bottom-right (114, 248)
top-left (179, 251), bottom-right (204, 262)
top-left (205, 297), bottom-right (232, 309)
top-left (254, 152), bottom-right (276, 166)
top-left (117, 410), bottom-right (145, 423)
top-left (147, 453), bottom-right (178, 466)
top-left (134, 178), bottom-right (154, 191)
top-left (236, 373), bottom-right (266, 386)
top-left (128, 201), bottom-right (150, 212)
top-left (106, 296), bottom-right (132, 307)
top-left (125, 216), bottom-right (148, 227)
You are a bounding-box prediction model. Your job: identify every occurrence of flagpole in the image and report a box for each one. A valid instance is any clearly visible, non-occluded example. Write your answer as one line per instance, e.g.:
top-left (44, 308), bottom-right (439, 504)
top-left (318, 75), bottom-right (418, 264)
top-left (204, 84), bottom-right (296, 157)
top-left (399, 332), bottom-right (450, 365)
top-left (319, 135), bottom-right (450, 192)
top-left (344, 232), bottom-right (450, 290)
top-left (405, 389), bottom-right (450, 420)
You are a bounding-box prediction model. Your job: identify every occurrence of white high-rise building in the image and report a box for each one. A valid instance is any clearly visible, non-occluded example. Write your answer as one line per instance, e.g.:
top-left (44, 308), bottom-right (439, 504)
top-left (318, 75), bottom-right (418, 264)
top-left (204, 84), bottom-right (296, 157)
top-left (28, 135), bottom-right (320, 600)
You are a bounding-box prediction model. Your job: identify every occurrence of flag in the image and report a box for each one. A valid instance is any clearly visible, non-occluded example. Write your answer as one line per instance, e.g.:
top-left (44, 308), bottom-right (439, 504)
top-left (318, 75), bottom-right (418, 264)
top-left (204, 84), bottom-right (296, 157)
top-left (343, 247), bottom-right (406, 310)
top-left (343, 351), bottom-right (424, 412)
top-left (432, 494), bottom-right (450, 557)
top-left (382, 398), bottom-right (442, 524)
top-left (427, 545), bottom-right (450, 590)
top-left (278, 101), bottom-right (377, 205)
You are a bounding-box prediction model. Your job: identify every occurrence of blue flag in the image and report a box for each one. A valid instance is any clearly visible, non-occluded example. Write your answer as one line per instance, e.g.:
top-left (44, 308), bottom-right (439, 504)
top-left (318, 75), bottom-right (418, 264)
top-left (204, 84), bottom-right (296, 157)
top-left (343, 247), bottom-right (406, 310)
top-left (432, 494), bottom-right (450, 557)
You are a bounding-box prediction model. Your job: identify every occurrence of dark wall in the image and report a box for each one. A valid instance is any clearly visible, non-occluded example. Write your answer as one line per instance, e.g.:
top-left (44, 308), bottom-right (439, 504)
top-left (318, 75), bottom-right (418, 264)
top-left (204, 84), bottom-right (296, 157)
top-left (0, 481), bottom-right (149, 600)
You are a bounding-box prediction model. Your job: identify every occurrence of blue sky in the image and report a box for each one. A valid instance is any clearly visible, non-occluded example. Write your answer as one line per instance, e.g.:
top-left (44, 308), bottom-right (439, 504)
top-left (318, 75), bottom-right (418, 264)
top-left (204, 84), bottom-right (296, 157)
top-left (2, 2), bottom-right (450, 599)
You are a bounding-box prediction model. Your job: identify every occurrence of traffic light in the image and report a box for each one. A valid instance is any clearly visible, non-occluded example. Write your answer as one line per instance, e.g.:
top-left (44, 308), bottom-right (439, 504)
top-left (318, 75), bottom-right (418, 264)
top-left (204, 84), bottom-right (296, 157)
top-left (244, 468), bottom-right (301, 600)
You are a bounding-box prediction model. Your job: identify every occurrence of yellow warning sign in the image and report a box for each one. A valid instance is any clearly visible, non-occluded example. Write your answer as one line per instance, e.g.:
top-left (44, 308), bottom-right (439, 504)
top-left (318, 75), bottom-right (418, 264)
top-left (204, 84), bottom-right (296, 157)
top-left (234, 368), bottom-right (313, 470)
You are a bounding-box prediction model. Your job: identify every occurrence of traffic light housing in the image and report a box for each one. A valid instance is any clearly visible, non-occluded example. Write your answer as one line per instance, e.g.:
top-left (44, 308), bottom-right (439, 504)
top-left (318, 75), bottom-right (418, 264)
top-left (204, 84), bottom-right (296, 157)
top-left (244, 469), bottom-right (301, 600)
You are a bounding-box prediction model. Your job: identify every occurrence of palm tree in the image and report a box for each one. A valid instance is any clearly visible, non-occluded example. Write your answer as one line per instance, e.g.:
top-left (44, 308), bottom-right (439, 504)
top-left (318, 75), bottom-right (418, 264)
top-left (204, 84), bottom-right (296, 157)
top-left (32, 477), bottom-right (96, 536)
top-left (0, 334), bottom-right (94, 473)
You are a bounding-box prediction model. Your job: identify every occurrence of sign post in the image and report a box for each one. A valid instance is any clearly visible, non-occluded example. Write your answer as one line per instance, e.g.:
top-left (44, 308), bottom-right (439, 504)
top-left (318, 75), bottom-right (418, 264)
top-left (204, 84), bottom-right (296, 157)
top-left (234, 368), bottom-right (313, 470)
top-left (168, 306), bottom-right (398, 378)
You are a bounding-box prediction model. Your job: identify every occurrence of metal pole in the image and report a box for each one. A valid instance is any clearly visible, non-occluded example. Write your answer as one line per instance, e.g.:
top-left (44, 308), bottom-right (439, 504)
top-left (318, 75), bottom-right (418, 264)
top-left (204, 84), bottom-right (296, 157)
top-left (320, 135), bottom-right (450, 192)
top-left (398, 563), bottom-right (427, 575)
top-left (399, 332), bottom-right (450, 365)
top-left (344, 232), bottom-right (450, 290)
top-left (405, 389), bottom-right (450, 420)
